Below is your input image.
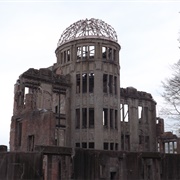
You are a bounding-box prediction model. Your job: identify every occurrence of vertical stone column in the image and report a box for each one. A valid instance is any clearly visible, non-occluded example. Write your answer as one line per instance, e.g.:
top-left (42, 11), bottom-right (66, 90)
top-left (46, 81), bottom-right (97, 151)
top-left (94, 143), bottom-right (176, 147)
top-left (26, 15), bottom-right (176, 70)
top-left (47, 155), bottom-right (52, 180)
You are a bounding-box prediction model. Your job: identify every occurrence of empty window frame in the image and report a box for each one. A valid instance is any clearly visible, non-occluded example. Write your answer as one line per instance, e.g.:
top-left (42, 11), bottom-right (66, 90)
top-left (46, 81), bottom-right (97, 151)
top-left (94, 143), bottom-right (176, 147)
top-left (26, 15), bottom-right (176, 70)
top-left (76, 74), bottom-right (81, 93)
top-left (103, 142), bottom-right (109, 150)
top-left (77, 47), bottom-right (82, 60)
top-left (89, 142), bottom-right (94, 149)
top-left (82, 142), bottom-right (87, 148)
top-left (121, 104), bottom-right (129, 122)
top-left (110, 109), bottom-right (113, 129)
top-left (115, 110), bottom-right (118, 129)
top-left (103, 108), bottom-right (108, 128)
top-left (75, 109), bottom-right (80, 129)
top-left (109, 75), bottom-right (113, 94)
top-left (82, 73), bottom-right (87, 93)
top-left (82, 46), bottom-right (88, 59)
top-left (120, 104), bottom-right (123, 122)
top-left (82, 108), bottom-right (87, 128)
top-left (24, 87), bottom-right (29, 105)
top-left (115, 143), bottom-right (118, 151)
top-left (102, 46), bottom-right (116, 61)
top-left (27, 135), bottom-right (34, 151)
top-left (102, 47), bottom-right (107, 59)
top-left (103, 74), bottom-right (108, 93)
top-left (114, 76), bottom-right (117, 95)
top-left (77, 45), bottom-right (95, 60)
top-left (55, 105), bottom-right (58, 114)
top-left (67, 49), bottom-right (70, 61)
top-left (89, 46), bottom-right (95, 59)
top-left (89, 73), bottom-right (94, 93)
top-left (89, 108), bottom-right (94, 128)
top-left (138, 106), bottom-right (142, 119)
top-left (76, 143), bottom-right (80, 148)
top-left (108, 47), bottom-right (112, 60)
top-left (110, 143), bottom-right (114, 150)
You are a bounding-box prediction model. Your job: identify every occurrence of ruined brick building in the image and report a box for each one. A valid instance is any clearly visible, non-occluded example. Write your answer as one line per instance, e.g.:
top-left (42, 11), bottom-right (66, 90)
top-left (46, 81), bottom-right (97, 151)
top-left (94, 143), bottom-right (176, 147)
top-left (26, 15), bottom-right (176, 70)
top-left (3, 18), bottom-right (180, 179)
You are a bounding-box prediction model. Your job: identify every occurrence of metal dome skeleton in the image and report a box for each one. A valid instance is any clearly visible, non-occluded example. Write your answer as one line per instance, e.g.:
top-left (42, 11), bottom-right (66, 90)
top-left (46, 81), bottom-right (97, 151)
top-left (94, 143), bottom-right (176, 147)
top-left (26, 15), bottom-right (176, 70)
top-left (57, 18), bottom-right (118, 46)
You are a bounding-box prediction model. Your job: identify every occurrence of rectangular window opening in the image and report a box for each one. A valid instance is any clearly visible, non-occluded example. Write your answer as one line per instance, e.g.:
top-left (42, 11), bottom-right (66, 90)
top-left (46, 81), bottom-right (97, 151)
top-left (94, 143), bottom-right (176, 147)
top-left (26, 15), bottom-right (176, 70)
top-left (89, 108), bottom-right (94, 128)
top-left (110, 109), bottom-right (113, 129)
top-left (82, 46), bottom-right (88, 59)
top-left (89, 46), bottom-right (95, 59)
top-left (138, 106), bottom-right (142, 120)
top-left (76, 74), bottom-right (81, 93)
top-left (76, 109), bottom-right (80, 129)
top-left (89, 73), bottom-right (94, 93)
top-left (103, 74), bottom-right (108, 93)
top-left (24, 87), bottom-right (29, 104)
top-left (103, 108), bottom-right (108, 128)
top-left (103, 142), bottom-right (108, 150)
top-left (76, 143), bottom-right (80, 148)
top-left (115, 143), bottom-right (118, 151)
top-left (108, 47), bottom-right (112, 60)
top-left (28, 135), bottom-right (34, 151)
top-left (120, 104), bottom-right (123, 122)
top-left (89, 142), bottom-right (94, 149)
top-left (67, 49), bottom-right (70, 61)
top-left (55, 105), bottom-right (58, 114)
top-left (114, 76), bottom-right (117, 95)
top-left (109, 75), bottom-right (113, 94)
top-left (115, 110), bottom-right (118, 129)
top-left (110, 143), bottom-right (114, 150)
top-left (82, 73), bottom-right (87, 93)
top-left (82, 108), bottom-right (87, 128)
top-left (121, 135), bottom-right (124, 150)
top-left (77, 47), bottom-right (81, 60)
top-left (82, 142), bottom-right (87, 149)
top-left (124, 104), bottom-right (129, 122)
top-left (102, 47), bottom-right (107, 59)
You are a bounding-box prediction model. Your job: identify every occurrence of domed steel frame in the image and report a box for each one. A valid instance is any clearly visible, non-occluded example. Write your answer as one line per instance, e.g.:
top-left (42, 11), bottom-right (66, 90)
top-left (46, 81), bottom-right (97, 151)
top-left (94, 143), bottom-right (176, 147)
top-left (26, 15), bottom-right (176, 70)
top-left (57, 18), bottom-right (118, 46)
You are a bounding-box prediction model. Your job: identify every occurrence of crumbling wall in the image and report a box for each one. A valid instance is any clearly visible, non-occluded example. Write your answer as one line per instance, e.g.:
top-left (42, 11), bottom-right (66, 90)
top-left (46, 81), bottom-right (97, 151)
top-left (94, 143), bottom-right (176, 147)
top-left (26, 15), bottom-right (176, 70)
top-left (120, 87), bottom-right (157, 152)
top-left (73, 148), bottom-right (180, 180)
top-left (10, 110), bottom-right (56, 151)
top-left (0, 152), bottom-right (43, 180)
top-left (10, 68), bottom-right (71, 151)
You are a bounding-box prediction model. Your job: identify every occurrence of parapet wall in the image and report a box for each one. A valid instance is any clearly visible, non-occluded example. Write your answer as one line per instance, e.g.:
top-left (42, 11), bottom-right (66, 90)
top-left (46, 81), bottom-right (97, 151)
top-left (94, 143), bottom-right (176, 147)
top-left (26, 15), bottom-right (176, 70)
top-left (120, 87), bottom-right (156, 103)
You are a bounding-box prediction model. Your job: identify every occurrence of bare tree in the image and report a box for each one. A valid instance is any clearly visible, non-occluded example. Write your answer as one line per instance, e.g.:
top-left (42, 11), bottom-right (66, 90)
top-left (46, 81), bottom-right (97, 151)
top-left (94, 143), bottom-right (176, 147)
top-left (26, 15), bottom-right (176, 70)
top-left (162, 59), bottom-right (180, 119)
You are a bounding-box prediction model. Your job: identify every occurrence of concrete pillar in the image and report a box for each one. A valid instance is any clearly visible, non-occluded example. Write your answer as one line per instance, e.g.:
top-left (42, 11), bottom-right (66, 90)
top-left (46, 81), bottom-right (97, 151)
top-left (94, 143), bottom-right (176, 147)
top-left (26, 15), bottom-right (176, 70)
top-left (47, 155), bottom-right (52, 180)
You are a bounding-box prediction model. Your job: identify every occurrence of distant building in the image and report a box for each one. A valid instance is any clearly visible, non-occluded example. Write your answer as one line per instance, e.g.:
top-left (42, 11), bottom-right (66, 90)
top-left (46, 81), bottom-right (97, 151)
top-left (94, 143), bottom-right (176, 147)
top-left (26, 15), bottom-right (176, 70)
top-left (7, 18), bottom-right (180, 180)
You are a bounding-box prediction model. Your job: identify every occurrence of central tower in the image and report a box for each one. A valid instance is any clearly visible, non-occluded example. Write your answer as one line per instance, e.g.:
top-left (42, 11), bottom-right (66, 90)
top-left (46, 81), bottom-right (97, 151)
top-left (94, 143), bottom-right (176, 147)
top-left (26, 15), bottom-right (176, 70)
top-left (54, 18), bottom-right (121, 150)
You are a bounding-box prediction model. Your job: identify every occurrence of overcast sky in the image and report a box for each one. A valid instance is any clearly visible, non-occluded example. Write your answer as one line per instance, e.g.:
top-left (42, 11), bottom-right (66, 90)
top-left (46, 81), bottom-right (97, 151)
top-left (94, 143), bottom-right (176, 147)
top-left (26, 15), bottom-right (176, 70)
top-left (0, 1), bottom-right (180, 147)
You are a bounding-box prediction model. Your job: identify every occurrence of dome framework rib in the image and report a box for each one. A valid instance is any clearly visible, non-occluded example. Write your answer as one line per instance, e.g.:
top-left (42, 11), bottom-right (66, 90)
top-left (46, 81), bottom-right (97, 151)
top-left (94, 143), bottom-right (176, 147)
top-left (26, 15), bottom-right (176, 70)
top-left (57, 18), bottom-right (118, 46)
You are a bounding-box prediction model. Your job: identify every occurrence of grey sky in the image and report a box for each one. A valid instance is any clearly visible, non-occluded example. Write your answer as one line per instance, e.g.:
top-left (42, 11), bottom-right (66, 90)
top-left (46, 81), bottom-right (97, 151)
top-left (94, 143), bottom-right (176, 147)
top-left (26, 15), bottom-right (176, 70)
top-left (0, 1), bottom-right (180, 146)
